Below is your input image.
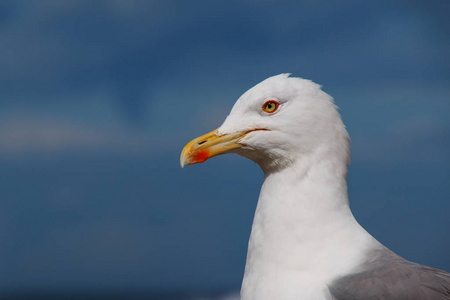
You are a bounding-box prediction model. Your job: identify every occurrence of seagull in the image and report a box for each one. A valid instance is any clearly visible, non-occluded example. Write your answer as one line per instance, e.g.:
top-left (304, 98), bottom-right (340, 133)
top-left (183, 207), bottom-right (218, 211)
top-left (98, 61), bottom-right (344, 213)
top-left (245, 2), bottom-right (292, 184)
top-left (180, 74), bottom-right (450, 300)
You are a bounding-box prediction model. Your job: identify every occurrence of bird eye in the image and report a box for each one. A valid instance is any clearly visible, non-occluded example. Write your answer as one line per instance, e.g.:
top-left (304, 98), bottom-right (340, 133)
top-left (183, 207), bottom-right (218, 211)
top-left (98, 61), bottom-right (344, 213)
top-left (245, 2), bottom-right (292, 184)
top-left (262, 100), bottom-right (279, 113)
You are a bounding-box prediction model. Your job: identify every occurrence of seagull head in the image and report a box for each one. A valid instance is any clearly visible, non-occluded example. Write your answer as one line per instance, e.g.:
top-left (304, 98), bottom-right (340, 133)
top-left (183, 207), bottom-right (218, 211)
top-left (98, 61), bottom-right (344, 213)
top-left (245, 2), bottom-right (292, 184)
top-left (181, 74), bottom-right (349, 173)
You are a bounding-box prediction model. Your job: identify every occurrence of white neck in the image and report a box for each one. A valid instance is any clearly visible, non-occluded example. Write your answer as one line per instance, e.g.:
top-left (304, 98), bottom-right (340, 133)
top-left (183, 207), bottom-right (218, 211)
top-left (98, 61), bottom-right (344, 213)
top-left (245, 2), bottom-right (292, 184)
top-left (240, 150), bottom-right (379, 300)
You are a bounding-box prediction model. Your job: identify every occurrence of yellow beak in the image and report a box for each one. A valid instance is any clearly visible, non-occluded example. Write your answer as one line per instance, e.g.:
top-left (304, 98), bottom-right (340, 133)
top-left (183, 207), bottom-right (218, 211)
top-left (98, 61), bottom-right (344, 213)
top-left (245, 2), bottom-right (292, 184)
top-left (180, 128), bottom-right (247, 168)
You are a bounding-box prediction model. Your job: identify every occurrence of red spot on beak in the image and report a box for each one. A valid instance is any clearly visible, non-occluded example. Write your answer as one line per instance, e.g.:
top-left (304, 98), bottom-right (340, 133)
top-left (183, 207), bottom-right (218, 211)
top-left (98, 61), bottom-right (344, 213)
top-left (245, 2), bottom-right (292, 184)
top-left (191, 149), bottom-right (210, 164)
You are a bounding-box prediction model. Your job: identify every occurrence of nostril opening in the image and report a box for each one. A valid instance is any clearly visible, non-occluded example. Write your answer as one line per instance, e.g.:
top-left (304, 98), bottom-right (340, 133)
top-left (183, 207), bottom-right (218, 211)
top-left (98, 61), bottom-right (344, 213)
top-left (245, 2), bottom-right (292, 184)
top-left (198, 140), bottom-right (207, 145)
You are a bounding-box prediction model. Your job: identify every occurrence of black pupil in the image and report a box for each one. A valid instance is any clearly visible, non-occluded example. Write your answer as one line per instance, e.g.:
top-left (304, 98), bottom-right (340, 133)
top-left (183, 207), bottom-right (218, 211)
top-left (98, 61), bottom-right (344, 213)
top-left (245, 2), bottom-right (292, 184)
top-left (267, 103), bottom-right (274, 110)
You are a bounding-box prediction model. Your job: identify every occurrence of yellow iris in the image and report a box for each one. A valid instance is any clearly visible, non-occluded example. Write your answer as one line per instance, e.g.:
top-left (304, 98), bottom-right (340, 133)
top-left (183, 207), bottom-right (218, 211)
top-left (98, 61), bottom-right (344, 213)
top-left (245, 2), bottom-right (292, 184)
top-left (262, 100), bottom-right (279, 113)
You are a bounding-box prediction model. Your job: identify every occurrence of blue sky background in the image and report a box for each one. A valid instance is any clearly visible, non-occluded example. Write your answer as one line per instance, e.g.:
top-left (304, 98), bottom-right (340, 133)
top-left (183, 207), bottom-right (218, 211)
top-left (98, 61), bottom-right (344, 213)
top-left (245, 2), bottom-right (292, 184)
top-left (0, 1), bottom-right (449, 298)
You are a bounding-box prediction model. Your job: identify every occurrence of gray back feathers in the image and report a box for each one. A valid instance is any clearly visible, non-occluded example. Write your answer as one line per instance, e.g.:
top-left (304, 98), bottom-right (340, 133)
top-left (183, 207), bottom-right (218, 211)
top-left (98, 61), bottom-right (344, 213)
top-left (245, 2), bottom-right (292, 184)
top-left (329, 247), bottom-right (450, 300)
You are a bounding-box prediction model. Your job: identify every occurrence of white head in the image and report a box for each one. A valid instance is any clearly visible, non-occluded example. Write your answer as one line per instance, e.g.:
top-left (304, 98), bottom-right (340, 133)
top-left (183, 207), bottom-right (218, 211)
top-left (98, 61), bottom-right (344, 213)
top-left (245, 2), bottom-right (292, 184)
top-left (181, 74), bottom-right (350, 174)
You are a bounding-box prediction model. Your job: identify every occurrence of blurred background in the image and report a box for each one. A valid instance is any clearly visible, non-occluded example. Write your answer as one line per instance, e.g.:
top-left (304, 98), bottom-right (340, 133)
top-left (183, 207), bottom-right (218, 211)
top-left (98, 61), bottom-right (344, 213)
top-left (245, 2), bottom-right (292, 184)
top-left (0, 1), bottom-right (449, 299)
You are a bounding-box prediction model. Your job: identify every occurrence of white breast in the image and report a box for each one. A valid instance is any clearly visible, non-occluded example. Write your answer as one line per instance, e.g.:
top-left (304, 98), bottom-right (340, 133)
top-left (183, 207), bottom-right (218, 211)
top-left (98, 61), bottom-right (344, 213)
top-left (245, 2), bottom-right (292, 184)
top-left (240, 159), bottom-right (380, 300)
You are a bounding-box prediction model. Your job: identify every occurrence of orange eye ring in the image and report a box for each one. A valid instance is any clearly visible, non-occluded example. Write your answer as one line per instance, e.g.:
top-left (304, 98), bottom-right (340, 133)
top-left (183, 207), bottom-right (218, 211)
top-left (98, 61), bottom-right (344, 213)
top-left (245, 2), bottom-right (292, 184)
top-left (262, 100), bottom-right (279, 113)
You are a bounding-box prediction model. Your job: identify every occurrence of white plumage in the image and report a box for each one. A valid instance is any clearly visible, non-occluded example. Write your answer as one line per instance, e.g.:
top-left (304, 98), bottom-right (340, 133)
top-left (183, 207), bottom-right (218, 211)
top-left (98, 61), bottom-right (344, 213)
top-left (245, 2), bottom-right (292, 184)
top-left (180, 74), bottom-right (450, 300)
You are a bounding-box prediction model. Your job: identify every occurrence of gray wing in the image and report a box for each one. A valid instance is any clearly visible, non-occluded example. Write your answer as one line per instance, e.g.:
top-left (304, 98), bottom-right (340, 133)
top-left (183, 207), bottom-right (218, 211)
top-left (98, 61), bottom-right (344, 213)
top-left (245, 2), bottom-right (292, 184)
top-left (329, 247), bottom-right (450, 300)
